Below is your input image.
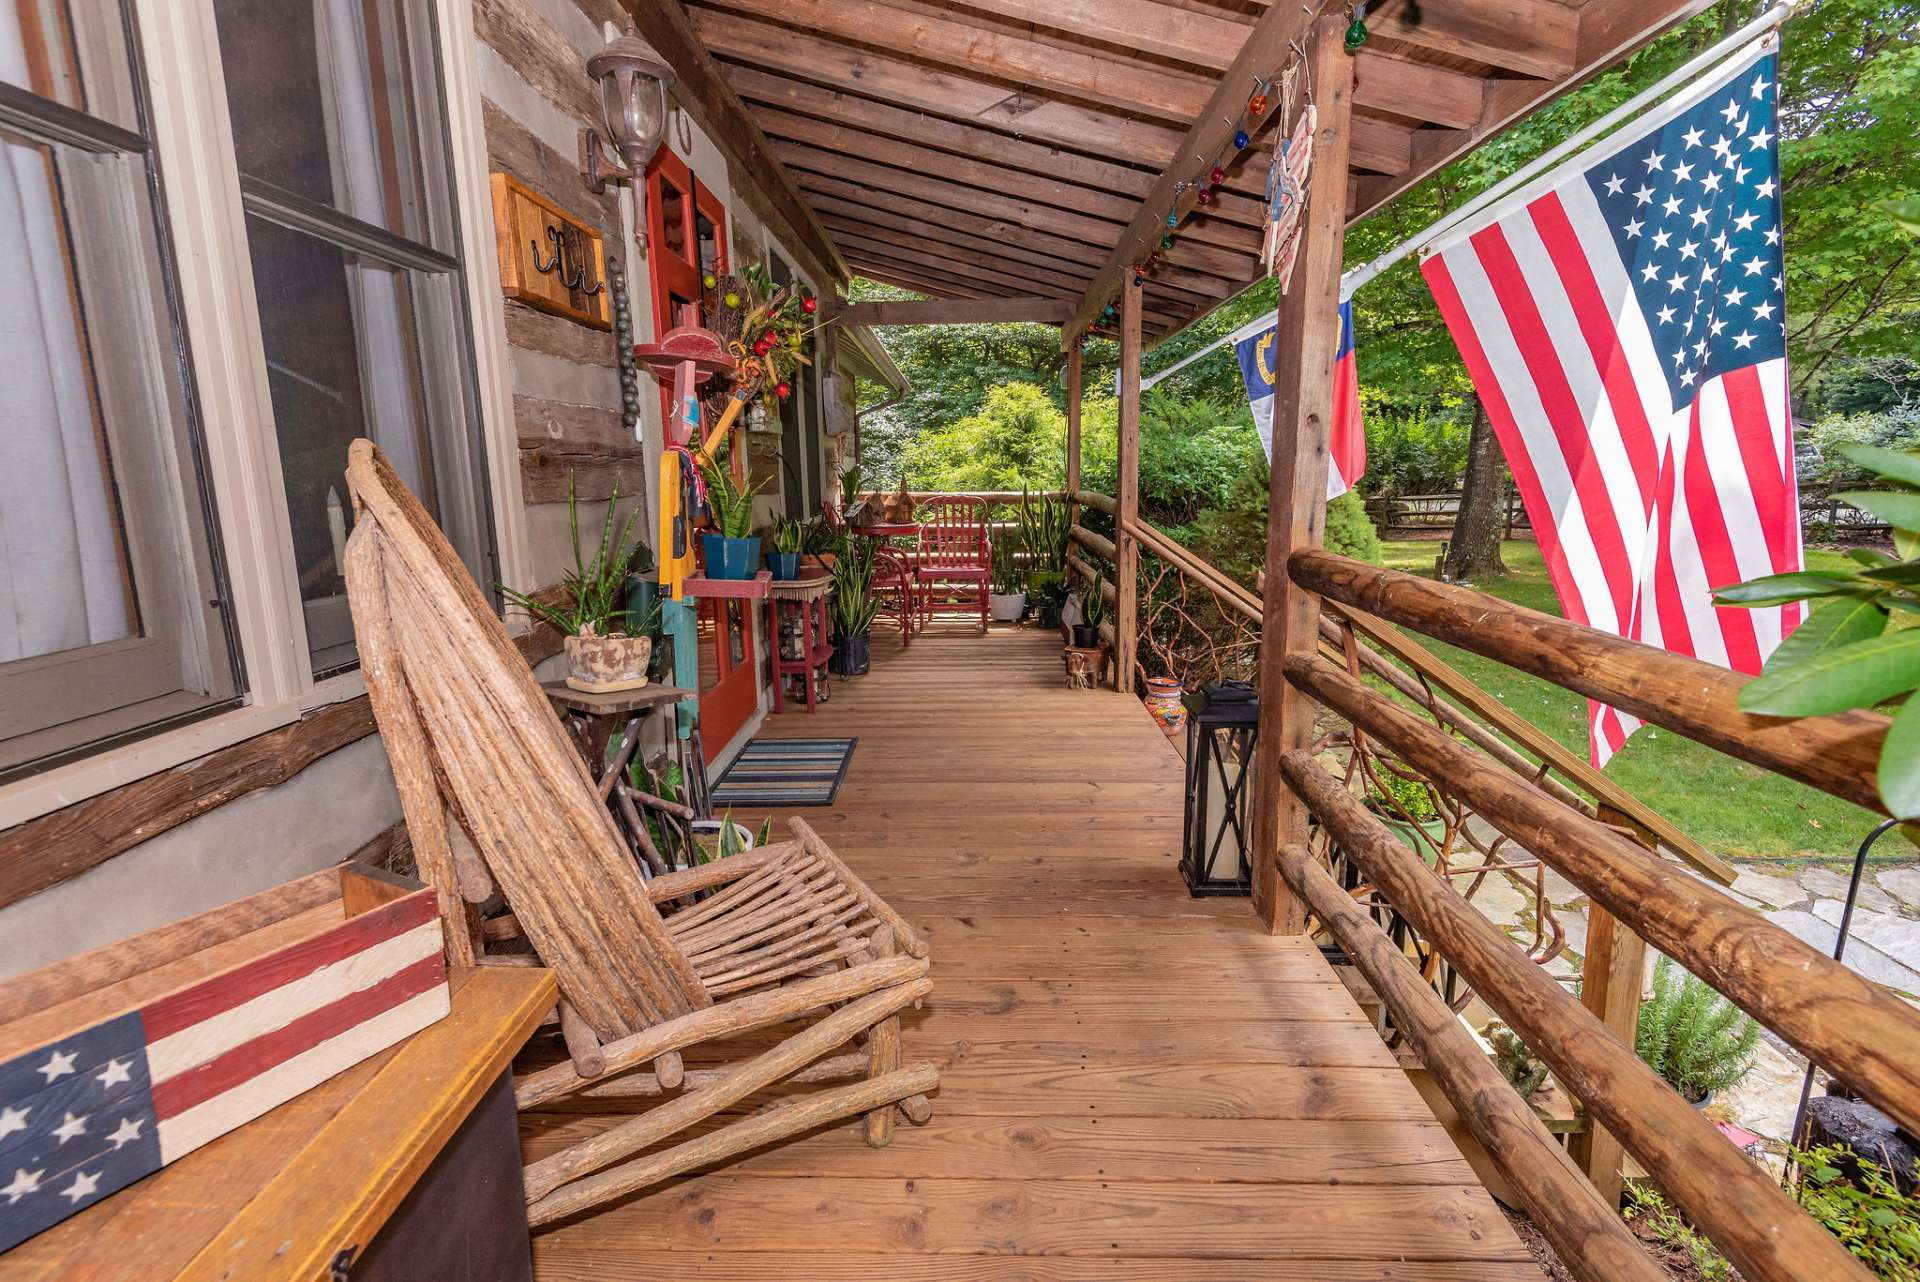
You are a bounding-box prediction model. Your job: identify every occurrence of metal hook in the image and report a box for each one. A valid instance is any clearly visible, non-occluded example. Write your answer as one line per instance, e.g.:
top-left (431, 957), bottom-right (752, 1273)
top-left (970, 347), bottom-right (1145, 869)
top-left (529, 228), bottom-right (560, 274)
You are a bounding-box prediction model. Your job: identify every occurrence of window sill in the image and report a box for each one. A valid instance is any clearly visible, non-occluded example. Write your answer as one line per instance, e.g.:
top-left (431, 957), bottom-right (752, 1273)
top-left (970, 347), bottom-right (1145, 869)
top-left (0, 698), bottom-right (299, 830)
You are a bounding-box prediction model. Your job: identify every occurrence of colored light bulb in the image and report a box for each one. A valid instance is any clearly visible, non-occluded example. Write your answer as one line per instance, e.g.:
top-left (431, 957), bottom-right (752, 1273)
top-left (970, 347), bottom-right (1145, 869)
top-left (1248, 91), bottom-right (1268, 117)
top-left (1209, 165), bottom-right (1226, 186)
top-left (1166, 212), bottom-right (1178, 228)
top-left (1196, 186), bottom-right (1213, 205)
top-left (1232, 128), bottom-right (1250, 150)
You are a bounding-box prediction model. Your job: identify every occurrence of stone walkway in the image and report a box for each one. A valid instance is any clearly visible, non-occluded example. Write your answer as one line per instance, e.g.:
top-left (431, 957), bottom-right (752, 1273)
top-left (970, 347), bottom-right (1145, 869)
top-left (1475, 841), bottom-right (1920, 1146)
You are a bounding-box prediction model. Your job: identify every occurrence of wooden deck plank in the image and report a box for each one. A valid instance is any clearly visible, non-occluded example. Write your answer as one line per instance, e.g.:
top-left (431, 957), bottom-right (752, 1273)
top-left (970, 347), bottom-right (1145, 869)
top-left (526, 626), bottom-right (1539, 1281)
top-left (532, 1252), bottom-right (1548, 1281)
top-left (537, 1175), bottom-right (1528, 1260)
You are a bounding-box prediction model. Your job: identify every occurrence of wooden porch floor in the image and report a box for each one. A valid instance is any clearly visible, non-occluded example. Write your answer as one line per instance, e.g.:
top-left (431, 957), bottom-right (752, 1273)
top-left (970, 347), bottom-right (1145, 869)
top-left (525, 624), bottom-right (1543, 1281)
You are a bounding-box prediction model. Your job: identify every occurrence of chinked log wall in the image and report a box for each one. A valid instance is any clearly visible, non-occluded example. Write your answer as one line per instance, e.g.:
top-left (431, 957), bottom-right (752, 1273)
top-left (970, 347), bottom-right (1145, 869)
top-left (477, 0), bottom-right (647, 505)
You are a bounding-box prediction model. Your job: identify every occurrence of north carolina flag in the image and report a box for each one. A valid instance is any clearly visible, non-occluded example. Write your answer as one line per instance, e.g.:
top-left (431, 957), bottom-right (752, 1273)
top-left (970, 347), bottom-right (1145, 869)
top-left (1236, 302), bottom-right (1366, 497)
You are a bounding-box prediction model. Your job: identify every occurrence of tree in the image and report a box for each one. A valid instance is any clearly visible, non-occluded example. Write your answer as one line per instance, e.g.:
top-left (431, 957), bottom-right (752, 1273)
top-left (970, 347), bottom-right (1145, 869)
top-left (1443, 398), bottom-right (1509, 580)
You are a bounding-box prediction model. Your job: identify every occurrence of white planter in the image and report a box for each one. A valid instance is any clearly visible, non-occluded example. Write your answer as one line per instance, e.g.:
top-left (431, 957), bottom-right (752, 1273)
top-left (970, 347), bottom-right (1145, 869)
top-left (689, 820), bottom-right (756, 866)
top-left (988, 591), bottom-right (1028, 622)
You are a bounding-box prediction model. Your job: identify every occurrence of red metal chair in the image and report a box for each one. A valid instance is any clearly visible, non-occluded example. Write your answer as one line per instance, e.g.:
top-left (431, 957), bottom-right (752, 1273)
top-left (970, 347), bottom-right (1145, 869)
top-left (871, 546), bottom-right (919, 646)
top-left (914, 495), bottom-right (990, 633)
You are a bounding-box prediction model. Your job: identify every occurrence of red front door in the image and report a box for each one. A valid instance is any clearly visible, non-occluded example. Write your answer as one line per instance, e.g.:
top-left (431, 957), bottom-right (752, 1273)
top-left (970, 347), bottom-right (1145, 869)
top-left (646, 148), bottom-right (753, 761)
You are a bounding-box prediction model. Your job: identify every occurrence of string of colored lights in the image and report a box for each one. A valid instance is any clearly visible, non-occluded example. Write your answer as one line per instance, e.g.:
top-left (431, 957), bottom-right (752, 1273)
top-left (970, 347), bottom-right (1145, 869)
top-left (1080, 1), bottom-right (1368, 343)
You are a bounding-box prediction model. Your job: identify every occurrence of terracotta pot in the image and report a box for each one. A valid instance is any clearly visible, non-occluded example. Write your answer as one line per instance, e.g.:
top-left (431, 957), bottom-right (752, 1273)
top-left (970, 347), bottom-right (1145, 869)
top-left (564, 632), bottom-right (652, 693)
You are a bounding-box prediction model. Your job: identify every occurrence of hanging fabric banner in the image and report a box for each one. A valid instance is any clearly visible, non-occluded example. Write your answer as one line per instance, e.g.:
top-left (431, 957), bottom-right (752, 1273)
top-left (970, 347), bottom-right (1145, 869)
top-left (1420, 38), bottom-right (1800, 766)
top-left (1236, 301), bottom-right (1365, 499)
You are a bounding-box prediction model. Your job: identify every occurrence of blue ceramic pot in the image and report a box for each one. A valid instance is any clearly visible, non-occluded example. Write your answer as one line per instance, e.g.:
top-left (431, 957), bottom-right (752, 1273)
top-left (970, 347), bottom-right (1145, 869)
top-left (767, 550), bottom-right (802, 580)
top-left (702, 533), bottom-right (761, 580)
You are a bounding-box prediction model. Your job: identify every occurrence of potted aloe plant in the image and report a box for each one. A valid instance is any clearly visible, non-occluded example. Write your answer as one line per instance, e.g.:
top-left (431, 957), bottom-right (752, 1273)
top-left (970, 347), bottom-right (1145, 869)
top-left (500, 478), bottom-right (655, 692)
top-left (828, 541), bottom-right (882, 676)
top-left (767, 514), bottom-right (806, 581)
top-left (699, 456), bottom-right (764, 580)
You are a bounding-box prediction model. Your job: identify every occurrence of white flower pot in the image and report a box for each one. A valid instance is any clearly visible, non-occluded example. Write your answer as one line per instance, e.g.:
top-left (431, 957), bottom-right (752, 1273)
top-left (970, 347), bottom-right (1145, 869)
top-left (988, 591), bottom-right (1028, 622)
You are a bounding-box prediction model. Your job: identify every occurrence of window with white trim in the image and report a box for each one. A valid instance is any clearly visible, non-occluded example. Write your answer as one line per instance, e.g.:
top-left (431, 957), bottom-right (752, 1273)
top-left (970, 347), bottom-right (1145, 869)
top-left (0, 0), bottom-right (243, 777)
top-left (0, 0), bottom-right (498, 779)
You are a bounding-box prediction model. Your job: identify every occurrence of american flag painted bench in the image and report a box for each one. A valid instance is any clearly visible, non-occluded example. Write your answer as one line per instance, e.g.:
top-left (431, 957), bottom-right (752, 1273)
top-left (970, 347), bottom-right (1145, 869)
top-left (0, 864), bottom-right (448, 1252)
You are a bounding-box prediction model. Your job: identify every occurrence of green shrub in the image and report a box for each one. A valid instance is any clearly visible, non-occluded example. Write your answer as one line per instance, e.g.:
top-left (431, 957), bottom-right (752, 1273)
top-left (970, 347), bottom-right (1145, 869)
top-left (1488, 1023), bottom-right (1548, 1098)
top-left (1635, 957), bottom-right (1761, 1101)
top-left (1325, 491), bottom-right (1384, 563)
top-left (1796, 1142), bottom-right (1920, 1279)
top-left (1625, 1184), bottom-right (1734, 1281)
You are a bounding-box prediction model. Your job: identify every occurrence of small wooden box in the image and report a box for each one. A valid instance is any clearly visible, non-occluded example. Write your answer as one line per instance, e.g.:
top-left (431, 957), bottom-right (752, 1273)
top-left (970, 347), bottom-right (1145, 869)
top-left (0, 864), bottom-right (448, 1252)
top-left (490, 172), bottom-right (612, 330)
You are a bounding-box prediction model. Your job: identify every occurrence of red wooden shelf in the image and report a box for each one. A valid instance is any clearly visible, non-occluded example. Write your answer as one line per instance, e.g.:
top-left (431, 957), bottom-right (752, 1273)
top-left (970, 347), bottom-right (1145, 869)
top-left (682, 570), bottom-right (771, 599)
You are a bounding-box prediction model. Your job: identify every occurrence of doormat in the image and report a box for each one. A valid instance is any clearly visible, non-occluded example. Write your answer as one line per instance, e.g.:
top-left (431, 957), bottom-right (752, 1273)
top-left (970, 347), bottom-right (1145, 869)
top-left (710, 737), bottom-right (856, 808)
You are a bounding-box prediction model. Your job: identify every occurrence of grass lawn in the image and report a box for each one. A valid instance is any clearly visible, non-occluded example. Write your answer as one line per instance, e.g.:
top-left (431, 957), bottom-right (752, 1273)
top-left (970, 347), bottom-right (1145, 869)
top-left (1375, 538), bottom-right (1888, 864)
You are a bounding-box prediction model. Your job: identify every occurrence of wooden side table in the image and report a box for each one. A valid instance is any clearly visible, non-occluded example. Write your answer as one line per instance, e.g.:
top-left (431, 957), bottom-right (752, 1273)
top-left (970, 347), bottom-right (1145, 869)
top-left (766, 573), bottom-right (834, 713)
top-left (0, 968), bottom-right (555, 1282)
top-left (542, 681), bottom-right (697, 872)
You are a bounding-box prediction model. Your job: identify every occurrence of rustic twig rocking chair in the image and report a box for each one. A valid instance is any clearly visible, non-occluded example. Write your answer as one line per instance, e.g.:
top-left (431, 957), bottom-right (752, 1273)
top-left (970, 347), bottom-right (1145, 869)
top-left (340, 440), bottom-right (935, 1227)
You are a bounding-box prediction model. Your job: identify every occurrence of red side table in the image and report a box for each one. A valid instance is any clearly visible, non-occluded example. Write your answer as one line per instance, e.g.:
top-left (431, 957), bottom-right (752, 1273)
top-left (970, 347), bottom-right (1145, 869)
top-left (766, 573), bottom-right (834, 713)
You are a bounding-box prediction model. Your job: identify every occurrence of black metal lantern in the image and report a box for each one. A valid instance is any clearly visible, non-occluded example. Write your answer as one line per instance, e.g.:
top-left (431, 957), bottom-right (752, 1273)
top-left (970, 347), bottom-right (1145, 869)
top-left (1179, 681), bottom-right (1258, 896)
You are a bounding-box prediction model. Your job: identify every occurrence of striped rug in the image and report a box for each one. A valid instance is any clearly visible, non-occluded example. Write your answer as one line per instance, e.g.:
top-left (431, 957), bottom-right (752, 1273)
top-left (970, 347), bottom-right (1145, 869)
top-left (710, 737), bottom-right (857, 807)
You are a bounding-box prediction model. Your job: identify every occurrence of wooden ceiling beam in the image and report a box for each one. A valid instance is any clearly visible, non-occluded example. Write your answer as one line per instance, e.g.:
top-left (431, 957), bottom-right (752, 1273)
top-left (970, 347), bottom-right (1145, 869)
top-left (726, 65), bottom-right (1158, 195)
top-left (1068, 0), bottom-right (1319, 337)
top-left (687, 0), bottom-right (1213, 122)
top-left (828, 226), bottom-right (1078, 299)
top-left (1348, 0), bottom-right (1697, 221)
top-left (846, 246), bottom-right (1021, 298)
top-left (1368, 0), bottom-right (1578, 80)
top-left (1353, 50), bottom-right (1492, 130)
top-left (616, 0), bottom-right (846, 284)
top-left (758, 107), bottom-right (1138, 222)
top-left (783, 146), bottom-right (1264, 282)
top-left (832, 297), bottom-right (1075, 325)
top-left (699, 15), bottom-right (1188, 165)
top-left (802, 182), bottom-right (1236, 299)
top-left (824, 213), bottom-right (1216, 308)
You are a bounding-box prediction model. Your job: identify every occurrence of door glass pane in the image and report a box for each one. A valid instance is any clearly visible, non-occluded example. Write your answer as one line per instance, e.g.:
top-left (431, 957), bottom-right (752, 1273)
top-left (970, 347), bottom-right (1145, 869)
top-left (0, 1), bottom-right (140, 131)
top-left (212, 0), bottom-right (448, 248)
top-left (244, 214), bottom-right (474, 673)
top-left (657, 174), bottom-right (687, 263)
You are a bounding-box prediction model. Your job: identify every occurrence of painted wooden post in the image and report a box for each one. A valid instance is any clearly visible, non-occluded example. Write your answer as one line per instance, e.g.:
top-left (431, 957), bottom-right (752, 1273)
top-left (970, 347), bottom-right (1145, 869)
top-left (1249, 14), bottom-right (1355, 934)
top-left (1115, 281), bottom-right (1142, 693)
top-left (1569, 803), bottom-right (1651, 1209)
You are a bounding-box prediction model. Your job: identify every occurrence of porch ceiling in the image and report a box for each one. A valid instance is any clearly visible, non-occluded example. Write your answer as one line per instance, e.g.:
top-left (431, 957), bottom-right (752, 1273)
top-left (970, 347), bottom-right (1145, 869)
top-left (643, 0), bottom-right (1696, 343)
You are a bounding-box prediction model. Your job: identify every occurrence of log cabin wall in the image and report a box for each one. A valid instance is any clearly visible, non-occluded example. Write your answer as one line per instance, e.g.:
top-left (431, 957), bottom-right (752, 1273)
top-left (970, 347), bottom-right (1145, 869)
top-left (0, 0), bottom-right (849, 973)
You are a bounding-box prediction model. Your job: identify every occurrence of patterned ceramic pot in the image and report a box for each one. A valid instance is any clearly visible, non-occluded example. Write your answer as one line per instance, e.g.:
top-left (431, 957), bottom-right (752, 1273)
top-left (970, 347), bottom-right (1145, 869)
top-left (1144, 676), bottom-right (1187, 737)
top-left (564, 632), bottom-right (652, 692)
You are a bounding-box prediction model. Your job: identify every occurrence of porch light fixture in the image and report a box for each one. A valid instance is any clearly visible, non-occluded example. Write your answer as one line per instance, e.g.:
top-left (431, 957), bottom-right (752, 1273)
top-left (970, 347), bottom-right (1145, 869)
top-left (581, 26), bottom-right (674, 194)
top-left (1179, 681), bottom-right (1259, 897)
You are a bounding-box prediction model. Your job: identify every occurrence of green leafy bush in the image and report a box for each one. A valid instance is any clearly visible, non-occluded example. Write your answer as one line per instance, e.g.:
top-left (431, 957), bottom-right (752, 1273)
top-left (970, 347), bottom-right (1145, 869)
top-left (1635, 957), bottom-right (1761, 1101)
top-left (1625, 1184), bottom-right (1734, 1281)
top-left (1796, 1142), bottom-right (1920, 1279)
top-left (1325, 491), bottom-right (1385, 563)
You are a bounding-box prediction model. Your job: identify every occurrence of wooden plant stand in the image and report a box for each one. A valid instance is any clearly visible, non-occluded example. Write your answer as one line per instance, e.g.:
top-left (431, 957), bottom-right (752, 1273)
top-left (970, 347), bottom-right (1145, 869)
top-left (542, 680), bottom-right (695, 875)
top-left (767, 574), bottom-right (834, 713)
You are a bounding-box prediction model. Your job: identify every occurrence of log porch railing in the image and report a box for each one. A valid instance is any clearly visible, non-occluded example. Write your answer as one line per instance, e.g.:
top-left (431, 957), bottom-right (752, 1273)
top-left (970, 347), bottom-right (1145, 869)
top-left (1063, 486), bottom-right (1920, 1280)
top-left (1280, 549), bottom-right (1911, 1282)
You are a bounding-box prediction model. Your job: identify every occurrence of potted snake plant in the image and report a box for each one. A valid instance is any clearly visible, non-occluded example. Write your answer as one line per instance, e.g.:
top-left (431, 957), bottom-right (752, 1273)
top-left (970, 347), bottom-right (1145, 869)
top-left (699, 456), bottom-right (764, 580)
top-left (767, 514), bottom-right (806, 581)
top-left (1071, 576), bottom-right (1106, 649)
top-left (987, 536), bottom-right (1027, 621)
top-left (500, 477), bottom-right (654, 692)
top-left (828, 541), bottom-right (882, 676)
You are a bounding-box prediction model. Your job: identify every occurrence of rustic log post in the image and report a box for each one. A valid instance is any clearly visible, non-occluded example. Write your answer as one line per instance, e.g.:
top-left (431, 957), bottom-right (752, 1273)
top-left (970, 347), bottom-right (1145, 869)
top-left (1568, 802), bottom-right (1649, 1209)
top-left (1064, 333), bottom-right (1083, 535)
top-left (1249, 14), bottom-right (1354, 934)
top-left (1115, 284), bottom-right (1141, 693)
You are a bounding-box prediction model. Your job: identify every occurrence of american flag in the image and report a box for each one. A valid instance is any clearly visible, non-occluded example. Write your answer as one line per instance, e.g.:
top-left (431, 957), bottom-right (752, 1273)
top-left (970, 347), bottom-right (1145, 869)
top-left (0, 891), bottom-right (446, 1250)
top-left (1422, 41), bottom-right (1801, 765)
